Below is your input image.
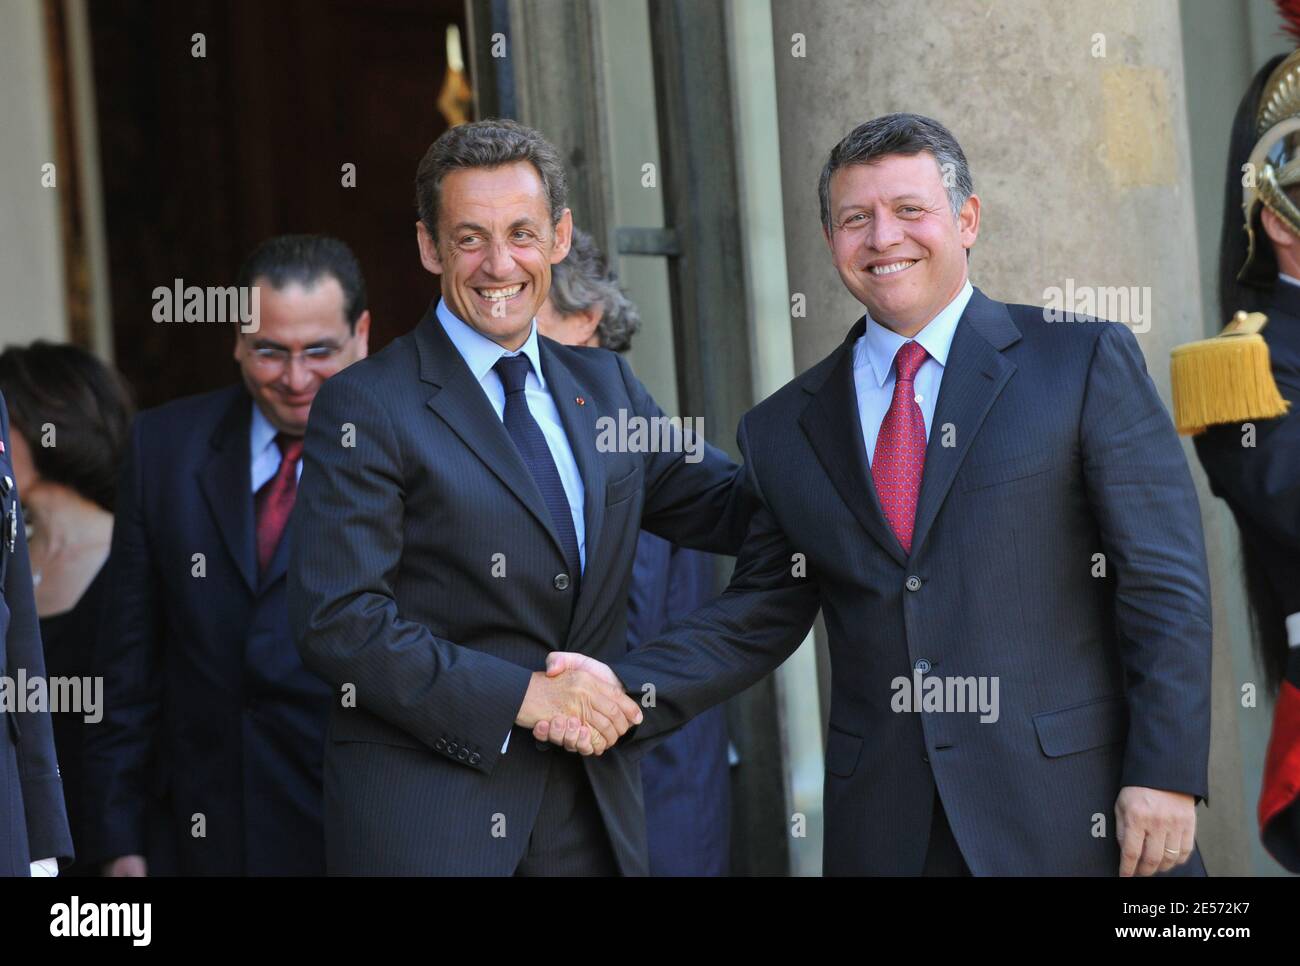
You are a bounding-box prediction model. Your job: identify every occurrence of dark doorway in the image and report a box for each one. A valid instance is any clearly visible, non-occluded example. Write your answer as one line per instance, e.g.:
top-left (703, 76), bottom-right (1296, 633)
top-left (90, 0), bottom-right (469, 408)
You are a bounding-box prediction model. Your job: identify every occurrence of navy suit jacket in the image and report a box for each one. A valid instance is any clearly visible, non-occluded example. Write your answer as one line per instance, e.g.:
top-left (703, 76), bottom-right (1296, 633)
top-left (627, 531), bottom-right (730, 876)
top-left (0, 393), bottom-right (74, 874)
top-left (612, 288), bottom-right (1214, 875)
top-left (85, 384), bottom-right (332, 874)
top-left (288, 302), bottom-right (748, 875)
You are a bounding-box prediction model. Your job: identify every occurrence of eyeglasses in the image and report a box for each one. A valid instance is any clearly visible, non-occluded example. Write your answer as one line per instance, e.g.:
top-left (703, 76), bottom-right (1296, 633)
top-left (246, 335), bottom-right (352, 371)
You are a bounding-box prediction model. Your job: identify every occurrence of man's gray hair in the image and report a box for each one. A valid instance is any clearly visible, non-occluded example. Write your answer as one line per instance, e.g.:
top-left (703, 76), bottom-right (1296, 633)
top-left (416, 118), bottom-right (568, 240)
top-left (818, 113), bottom-right (973, 231)
top-left (550, 229), bottom-right (641, 353)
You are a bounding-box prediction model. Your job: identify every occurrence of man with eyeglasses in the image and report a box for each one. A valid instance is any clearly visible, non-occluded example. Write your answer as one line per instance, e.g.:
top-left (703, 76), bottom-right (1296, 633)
top-left (86, 235), bottom-right (370, 876)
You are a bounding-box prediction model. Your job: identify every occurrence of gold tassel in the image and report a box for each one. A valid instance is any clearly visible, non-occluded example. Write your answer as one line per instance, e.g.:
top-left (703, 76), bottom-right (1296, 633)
top-left (1170, 311), bottom-right (1291, 435)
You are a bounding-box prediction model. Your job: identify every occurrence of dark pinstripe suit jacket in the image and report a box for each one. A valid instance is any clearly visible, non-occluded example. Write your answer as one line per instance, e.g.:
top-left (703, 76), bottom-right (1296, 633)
top-left (288, 301), bottom-right (746, 875)
top-left (611, 288), bottom-right (1213, 875)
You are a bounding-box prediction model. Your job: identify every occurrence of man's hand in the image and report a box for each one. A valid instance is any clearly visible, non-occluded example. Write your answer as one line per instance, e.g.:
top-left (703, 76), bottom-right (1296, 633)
top-left (102, 855), bottom-right (147, 877)
top-left (516, 654), bottom-right (641, 756)
top-left (1115, 786), bottom-right (1196, 876)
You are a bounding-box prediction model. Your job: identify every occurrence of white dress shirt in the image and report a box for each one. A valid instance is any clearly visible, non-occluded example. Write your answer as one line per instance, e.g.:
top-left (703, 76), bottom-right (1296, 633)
top-left (436, 299), bottom-right (588, 755)
top-left (854, 280), bottom-right (973, 465)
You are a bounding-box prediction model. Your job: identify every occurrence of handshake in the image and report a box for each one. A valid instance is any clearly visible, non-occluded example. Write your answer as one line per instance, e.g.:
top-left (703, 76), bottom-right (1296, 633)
top-left (515, 652), bottom-right (643, 755)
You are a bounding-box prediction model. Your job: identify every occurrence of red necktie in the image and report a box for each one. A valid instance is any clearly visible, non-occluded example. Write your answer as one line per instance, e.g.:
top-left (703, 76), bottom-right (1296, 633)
top-left (872, 341), bottom-right (929, 555)
top-left (255, 433), bottom-right (303, 574)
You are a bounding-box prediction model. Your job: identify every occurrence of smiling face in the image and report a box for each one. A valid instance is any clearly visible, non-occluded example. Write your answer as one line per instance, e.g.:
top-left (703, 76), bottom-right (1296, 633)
top-left (825, 151), bottom-right (979, 336)
top-left (233, 276), bottom-right (370, 436)
top-left (417, 161), bottom-right (572, 351)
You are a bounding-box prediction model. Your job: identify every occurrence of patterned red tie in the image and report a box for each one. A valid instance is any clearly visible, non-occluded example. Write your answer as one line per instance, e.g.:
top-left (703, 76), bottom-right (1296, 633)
top-left (872, 340), bottom-right (929, 555)
top-left (255, 433), bottom-right (303, 574)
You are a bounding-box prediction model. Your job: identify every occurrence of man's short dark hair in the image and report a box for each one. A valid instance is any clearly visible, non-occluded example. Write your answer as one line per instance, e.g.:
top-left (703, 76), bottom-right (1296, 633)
top-left (818, 113), bottom-right (974, 232)
top-left (549, 229), bottom-right (641, 353)
top-left (235, 234), bottom-right (367, 330)
top-left (0, 341), bottom-right (135, 513)
top-left (415, 118), bottom-right (568, 242)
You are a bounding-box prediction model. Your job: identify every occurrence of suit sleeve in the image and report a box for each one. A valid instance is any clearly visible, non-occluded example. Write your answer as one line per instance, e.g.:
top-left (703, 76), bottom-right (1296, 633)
top-left (288, 374), bottom-right (532, 775)
top-left (0, 395), bottom-right (74, 868)
top-left (609, 415), bottom-right (820, 754)
top-left (84, 415), bottom-right (163, 864)
top-left (614, 353), bottom-right (753, 556)
top-left (1079, 323), bottom-right (1213, 800)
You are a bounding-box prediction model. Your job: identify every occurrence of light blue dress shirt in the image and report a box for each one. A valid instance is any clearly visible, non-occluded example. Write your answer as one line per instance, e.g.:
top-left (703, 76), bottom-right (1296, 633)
top-left (250, 402), bottom-right (303, 492)
top-left (854, 280), bottom-right (973, 466)
top-left (436, 299), bottom-right (587, 573)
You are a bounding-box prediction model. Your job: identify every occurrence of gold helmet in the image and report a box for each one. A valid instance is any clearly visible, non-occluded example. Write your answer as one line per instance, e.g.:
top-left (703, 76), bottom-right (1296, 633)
top-left (1241, 48), bottom-right (1300, 279)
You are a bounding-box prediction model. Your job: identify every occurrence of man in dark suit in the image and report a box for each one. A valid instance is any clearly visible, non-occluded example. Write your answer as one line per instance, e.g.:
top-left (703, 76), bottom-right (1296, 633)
top-left (541, 113), bottom-right (1213, 876)
top-left (288, 119), bottom-right (747, 875)
top-left (538, 229), bottom-right (732, 876)
top-left (86, 235), bottom-right (370, 875)
top-left (0, 393), bottom-right (74, 875)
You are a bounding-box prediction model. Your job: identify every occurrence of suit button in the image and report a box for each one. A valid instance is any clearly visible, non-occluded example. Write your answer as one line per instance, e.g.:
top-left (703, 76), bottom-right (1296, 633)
top-left (435, 738), bottom-right (447, 751)
top-left (905, 575), bottom-right (922, 592)
top-left (458, 748), bottom-right (469, 761)
top-left (446, 741), bottom-right (458, 754)
top-left (469, 752), bottom-right (481, 765)
top-left (554, 573), bottom-right (571, 591)
top-left (914, 658), bottom-right (931, 674)
top-left (922, 754), bottom-right (930, 764)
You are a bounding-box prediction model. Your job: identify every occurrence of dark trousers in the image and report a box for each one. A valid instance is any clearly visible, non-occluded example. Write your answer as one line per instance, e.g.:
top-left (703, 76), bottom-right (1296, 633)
top-left (922, 789), bottom-right (971, 876)
top-left (514, 749), bottom-right (619, 876)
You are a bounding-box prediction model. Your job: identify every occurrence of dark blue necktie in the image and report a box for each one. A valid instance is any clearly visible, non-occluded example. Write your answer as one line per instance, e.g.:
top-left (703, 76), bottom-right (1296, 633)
top-left (493, 355), bottom-right (582, 588)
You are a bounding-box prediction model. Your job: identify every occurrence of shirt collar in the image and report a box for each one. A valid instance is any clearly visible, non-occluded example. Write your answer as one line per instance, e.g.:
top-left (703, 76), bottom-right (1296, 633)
top-left (1279, 273), bottom-right (1300, 291)
top-left (860, 279), bottom-right (973, 388)
top-left (436, 298), bottom-right (546, 389)
top-left (249, 399), bottom-right (279, 455)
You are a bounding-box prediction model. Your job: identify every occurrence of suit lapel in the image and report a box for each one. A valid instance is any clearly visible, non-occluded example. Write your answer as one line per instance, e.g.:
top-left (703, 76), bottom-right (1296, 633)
top-left (909, 289), bottom-right (1020, 557)
top-left (415, 305), bottom-right (570, 566)
top-left (539, 338), bottom-right (607, 637)
top-left (798, 320), bottom-right (908, 567)
top-left (197, 391), bottom-right (258, 594)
